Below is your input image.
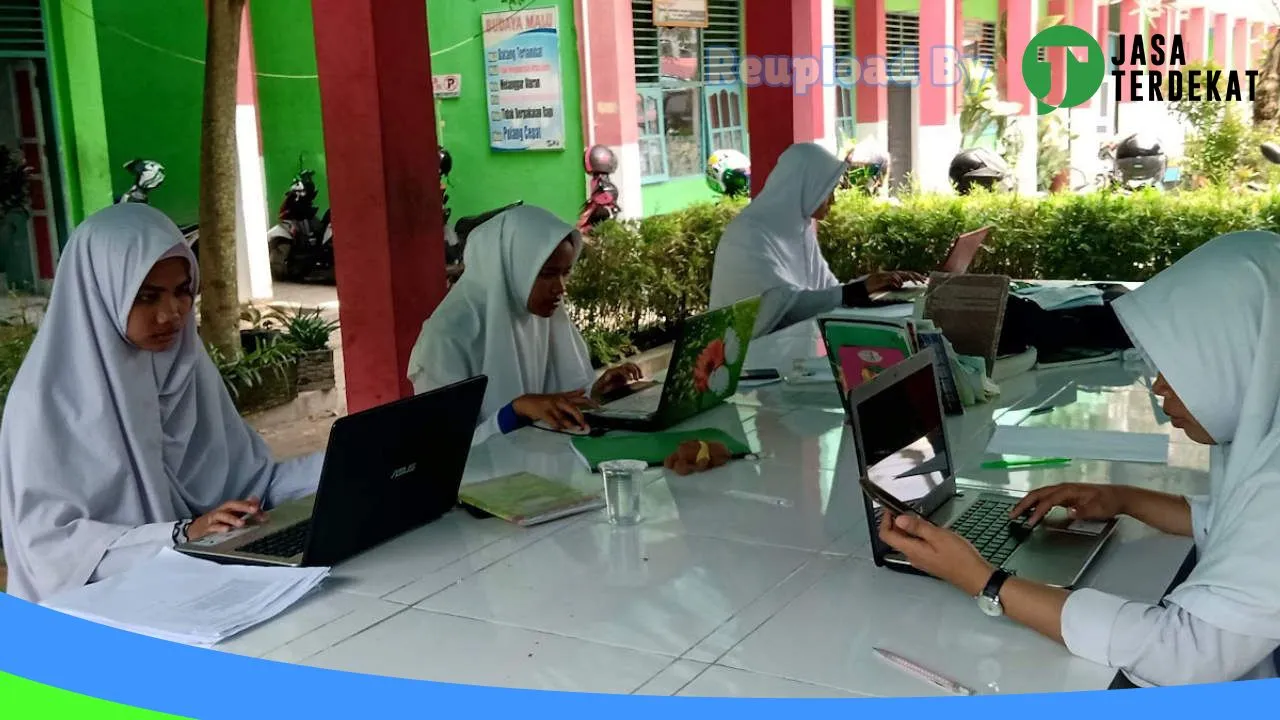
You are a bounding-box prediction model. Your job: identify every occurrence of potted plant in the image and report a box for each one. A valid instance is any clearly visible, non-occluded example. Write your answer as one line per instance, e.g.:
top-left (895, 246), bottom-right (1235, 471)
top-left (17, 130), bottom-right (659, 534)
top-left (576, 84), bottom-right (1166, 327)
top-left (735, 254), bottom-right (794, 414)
top-left (208, 338), bottom-right (301, 415)
top-left (0, 146), bottom-right (34, 289)
top-left (270, 306), bottom-right (338, 391)
top-left (239, 305), bottom-right (284, 354)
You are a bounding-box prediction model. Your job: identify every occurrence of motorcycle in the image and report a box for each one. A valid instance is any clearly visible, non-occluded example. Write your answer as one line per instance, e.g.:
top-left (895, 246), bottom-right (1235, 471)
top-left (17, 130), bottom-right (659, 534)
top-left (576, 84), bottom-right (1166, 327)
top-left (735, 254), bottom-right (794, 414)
top-left (949, 147), bottom-right (1014, 195)
top-left (446, 201), bottom-right (525, 288)
top-left (266, 166), bottom-right (333, 283)
top-left (1094, 133), bottom-right (1169, 192)
top-left (1245, 141), bottom-right (1280, 191)
top-left (117, 158), bottom-right (201, 254)
top-left (577, 145), bottom-right (621, 233)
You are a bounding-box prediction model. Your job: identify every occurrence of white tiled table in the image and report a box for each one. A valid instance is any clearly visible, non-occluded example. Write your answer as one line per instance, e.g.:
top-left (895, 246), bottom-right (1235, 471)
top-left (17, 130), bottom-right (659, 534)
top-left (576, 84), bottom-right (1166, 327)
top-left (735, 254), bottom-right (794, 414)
top-left (224, 319), bottom-right (1207, 698)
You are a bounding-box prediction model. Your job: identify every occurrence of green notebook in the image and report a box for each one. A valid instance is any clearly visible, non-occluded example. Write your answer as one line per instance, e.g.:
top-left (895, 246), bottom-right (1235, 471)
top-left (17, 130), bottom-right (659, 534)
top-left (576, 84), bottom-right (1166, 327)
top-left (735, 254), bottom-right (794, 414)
top-left (458, 472), bottom-right (604, 527)
top-left (570, 428), bottom-right (752, 471)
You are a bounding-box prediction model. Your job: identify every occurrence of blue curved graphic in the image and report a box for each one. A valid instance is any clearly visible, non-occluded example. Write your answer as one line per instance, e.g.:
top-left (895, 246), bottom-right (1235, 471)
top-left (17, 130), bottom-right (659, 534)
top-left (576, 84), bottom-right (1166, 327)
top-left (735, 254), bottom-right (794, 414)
top-left (1, 591), bottom-right (1276, 718)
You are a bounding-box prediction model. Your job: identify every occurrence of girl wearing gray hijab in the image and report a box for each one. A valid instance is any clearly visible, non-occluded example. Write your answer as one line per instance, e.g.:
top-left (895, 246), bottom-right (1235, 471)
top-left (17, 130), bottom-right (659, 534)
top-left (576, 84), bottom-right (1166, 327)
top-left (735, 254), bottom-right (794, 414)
top-left (0, 204), bottom-right (323, 603)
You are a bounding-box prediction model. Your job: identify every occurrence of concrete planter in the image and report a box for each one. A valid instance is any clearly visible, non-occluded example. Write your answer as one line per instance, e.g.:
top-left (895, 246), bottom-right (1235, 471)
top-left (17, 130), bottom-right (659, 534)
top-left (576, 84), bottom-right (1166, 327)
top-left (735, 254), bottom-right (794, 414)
top-left (232, 360), bottom-right (299, 415)
top-left (296, 348), bottom-right (336, 392)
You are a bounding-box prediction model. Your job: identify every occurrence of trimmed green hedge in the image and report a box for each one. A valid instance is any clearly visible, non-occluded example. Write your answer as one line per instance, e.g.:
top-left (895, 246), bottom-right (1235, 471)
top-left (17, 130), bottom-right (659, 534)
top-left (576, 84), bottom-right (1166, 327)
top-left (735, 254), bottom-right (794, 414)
top-left (570, 188), bottom-right (1280, 365)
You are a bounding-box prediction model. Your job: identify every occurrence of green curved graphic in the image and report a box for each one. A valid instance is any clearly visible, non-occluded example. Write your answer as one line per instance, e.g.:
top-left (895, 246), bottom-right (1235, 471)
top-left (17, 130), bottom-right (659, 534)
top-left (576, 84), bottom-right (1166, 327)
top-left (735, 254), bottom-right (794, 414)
top-left (0, 671), bottom-right (188, 719)
top-left (1023, 25), bottom-right (1107, 114)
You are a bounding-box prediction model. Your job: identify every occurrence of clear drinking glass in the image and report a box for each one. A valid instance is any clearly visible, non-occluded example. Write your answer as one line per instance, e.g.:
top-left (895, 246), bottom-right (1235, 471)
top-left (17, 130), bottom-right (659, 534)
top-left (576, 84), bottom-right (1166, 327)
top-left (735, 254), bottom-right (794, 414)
top-left (599, 459), bottom-right (646, 525)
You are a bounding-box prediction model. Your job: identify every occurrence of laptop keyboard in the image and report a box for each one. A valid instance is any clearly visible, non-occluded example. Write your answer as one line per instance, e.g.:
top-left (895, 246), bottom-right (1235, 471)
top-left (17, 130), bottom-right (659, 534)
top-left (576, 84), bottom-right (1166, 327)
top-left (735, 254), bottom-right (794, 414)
top-left (598, 385), bottom-right (662, 413)
top-left (238, 520), bottom-right (311, 558)
top-left (948, 496), bottom-right (1022, 565)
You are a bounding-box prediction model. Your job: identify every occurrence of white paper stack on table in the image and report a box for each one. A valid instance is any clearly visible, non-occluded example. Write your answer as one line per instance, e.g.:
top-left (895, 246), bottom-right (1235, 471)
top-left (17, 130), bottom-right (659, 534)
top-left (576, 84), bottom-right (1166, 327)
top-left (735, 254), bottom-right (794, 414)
top-left (41, 547), bottom-right (329, 647)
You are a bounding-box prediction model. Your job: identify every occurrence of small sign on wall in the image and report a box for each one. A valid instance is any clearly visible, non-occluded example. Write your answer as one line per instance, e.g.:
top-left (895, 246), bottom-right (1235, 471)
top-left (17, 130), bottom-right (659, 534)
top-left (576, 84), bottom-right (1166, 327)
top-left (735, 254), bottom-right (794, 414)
top-left (433, 74), bottom-right (462, 98)
top-left (653, 0), bottom-right (708, 28)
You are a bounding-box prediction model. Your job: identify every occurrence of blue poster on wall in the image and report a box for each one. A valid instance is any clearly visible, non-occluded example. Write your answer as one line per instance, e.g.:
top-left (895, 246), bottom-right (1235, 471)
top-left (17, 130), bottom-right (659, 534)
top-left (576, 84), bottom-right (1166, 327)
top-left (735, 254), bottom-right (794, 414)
top-left (482, 7), bottom-right (566, 152)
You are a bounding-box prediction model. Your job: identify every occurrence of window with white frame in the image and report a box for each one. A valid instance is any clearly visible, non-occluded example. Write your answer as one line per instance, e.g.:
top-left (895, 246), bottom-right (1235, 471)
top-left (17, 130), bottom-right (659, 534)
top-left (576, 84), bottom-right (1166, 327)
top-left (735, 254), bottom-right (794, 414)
top-left (633, 0), bottom-right (747, 184)
top-left (835, 7), bottom-right (856, 148)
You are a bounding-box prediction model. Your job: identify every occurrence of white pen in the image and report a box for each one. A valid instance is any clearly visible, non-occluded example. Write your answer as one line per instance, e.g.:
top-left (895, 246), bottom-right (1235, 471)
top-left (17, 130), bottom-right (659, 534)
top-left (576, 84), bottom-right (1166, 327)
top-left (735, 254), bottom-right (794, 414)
top-left (872, 647), bottom-right (975, 696)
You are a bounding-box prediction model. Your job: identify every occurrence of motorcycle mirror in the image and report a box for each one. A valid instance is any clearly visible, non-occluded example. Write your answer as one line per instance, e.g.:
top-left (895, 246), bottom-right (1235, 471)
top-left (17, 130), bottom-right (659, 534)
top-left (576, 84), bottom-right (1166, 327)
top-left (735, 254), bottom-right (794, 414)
top-left (1261, 142), bottom-right (1280, 165)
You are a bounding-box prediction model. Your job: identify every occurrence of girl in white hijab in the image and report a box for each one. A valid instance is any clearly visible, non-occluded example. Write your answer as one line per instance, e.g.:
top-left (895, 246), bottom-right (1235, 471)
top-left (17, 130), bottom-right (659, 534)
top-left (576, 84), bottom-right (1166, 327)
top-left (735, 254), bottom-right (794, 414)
top-left (407, 205), bottom-right (639, 445)
top-left (709, 142), bottom-right (922, 337)
top-left (0, 204), bottom-right (323, 604)
top-left (879, 230), bottom-right (1280, 686)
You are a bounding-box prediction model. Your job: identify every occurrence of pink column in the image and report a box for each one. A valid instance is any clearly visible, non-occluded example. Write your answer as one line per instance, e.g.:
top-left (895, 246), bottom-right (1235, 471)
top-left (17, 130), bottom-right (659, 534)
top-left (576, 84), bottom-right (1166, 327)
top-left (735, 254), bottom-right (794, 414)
top-left (1117, 0), bottom-right (1141, 102)
top-left (1213, 13), bottom-right (1229, 67)
top-left (791, 0), bottom-right (824, 144)
top-left (1234, 18), bottom-right (1249, 71)
top-left (575, 0), bottom-right (639, 216)
top-left (1042, 0), bottom-right (1068, 107)
top-left (1071, 0), bottom-right (1094, 108)
top-left (854, 0), bottom-right (887, 131)
top-left (954, 0), bottom-right (964, 112)
top-left (1185, 8), bottom-right (1206, 64)
top-left (1252, 22), bottom-right (1269, 67)
top-left (999, 0), bottom-right (1034, 112)
top-left (918, 0), bottom-right (958, 126)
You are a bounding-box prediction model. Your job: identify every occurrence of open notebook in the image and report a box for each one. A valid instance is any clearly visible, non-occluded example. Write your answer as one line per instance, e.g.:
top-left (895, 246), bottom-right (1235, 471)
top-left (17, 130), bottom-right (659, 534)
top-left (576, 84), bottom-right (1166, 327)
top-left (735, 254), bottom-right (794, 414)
top-left (458, 472), bottom-right (604, 527)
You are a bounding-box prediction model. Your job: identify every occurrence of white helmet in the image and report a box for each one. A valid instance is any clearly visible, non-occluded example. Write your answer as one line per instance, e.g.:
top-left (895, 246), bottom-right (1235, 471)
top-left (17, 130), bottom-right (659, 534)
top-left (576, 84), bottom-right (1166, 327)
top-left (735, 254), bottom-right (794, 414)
top-left (706, 149), bottom-right (751, 197)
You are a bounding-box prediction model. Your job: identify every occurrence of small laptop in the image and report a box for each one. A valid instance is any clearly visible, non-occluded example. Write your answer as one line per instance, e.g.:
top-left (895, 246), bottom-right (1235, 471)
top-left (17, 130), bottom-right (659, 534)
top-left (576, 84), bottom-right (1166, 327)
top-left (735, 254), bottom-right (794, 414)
top-left (847, 350), bottom-right (1113, 588)
top-left (583, 297), bottom-right (762, 432)
top-left (870, 226), bottom-right (992, 304)
top-left (177, 375), bottom-right (488, 567)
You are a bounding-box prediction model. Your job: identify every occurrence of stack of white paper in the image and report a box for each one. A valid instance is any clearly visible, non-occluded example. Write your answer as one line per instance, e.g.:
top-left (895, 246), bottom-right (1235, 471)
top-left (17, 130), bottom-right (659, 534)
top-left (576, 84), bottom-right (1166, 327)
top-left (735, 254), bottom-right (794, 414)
top-left (41, 548), bottom-right (329, 646)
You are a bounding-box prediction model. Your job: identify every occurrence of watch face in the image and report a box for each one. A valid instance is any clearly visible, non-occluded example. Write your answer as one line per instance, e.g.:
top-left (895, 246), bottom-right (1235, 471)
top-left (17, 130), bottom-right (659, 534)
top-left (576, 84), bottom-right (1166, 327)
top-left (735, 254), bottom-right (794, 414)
top-left (977, 594), bottom-right (1002, 617)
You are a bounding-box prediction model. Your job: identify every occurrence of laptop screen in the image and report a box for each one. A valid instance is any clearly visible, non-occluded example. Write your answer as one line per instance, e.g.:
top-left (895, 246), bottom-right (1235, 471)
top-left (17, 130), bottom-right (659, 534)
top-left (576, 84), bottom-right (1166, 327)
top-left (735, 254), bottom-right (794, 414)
top-left (850, 354), bottom-right (956, 534)
top-left (940, 226), bottom-right (990, 274)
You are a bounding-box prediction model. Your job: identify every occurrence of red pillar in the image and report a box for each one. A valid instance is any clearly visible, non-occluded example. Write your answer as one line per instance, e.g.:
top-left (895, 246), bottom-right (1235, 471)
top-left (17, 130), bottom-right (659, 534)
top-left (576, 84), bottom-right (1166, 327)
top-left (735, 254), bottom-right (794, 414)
top-left (1213, 13), bottom-right (1229, 67)
top-left (918, 0), bottom-right (958, 126)
top-left (311, 1), bottom-right (444, 413)
top-left (1095, 1), bottom-right (1109, 50)
top-left (577, 0), bottom-right (640, 217)
top-left (1185, 8), bottom-right (1206, 64)
top-left (744, 0), bottom-right (825, 195)
top-left (854, 0), bottom-right (887, 131)
top-left (1233, 18), bottom-right (1249, 71)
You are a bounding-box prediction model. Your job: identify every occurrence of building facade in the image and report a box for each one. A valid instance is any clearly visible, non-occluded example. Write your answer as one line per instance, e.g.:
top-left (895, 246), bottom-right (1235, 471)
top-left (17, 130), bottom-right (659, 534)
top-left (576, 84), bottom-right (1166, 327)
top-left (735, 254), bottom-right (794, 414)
top-left (3, 0), bottom-right (1276, 295)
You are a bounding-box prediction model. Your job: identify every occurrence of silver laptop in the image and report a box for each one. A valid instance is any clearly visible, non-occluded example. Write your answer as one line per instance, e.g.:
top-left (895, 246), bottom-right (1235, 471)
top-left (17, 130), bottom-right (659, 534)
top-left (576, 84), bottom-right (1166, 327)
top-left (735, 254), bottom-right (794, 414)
top-left (848, 350), bottom-right (1113, 588)
top-left (177, 376), bottom-right (487, 567)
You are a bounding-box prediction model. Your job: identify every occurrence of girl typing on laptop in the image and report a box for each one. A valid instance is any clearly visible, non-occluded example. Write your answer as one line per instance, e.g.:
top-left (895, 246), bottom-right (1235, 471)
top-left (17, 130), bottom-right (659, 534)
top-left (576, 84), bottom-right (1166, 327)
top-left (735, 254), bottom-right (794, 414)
top-left (708, 142), bottom-right (924, 337)
top-left (0, 205), bottom-right (324, 603)
top-left (877, 231), bottom-right (1280, 687)
top-left (407, 204), bottom-right (641, 443)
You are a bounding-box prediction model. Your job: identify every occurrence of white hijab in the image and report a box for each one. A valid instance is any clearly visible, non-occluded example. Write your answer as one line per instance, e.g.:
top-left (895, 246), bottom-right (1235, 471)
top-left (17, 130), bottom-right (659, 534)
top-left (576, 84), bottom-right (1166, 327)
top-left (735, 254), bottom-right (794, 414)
top-left (709, 142), bottom-right (847, 309)
top-left (0, 204), bottom-right (288, 603)
top-left (407, 205), bottom-right (595, 437)
top-left (1111, 230), bottom-right (1280, 638)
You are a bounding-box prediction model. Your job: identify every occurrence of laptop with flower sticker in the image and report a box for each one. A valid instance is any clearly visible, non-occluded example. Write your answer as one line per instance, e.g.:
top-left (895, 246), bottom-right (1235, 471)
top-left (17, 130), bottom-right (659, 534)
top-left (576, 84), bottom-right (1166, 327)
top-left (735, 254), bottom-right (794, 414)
top-left (584, 297), bottom-right (761, 432)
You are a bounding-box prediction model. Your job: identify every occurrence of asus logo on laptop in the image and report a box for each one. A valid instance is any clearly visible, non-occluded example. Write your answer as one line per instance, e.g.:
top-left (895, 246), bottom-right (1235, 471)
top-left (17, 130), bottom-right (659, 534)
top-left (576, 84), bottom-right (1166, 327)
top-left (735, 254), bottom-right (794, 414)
top-left (390, 463), bottom-right (417, 480)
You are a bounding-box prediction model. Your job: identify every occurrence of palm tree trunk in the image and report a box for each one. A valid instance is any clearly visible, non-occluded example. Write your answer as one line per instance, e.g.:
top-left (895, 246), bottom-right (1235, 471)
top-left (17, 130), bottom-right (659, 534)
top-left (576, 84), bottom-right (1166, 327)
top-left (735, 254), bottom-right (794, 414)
top-left (199, 0), bottom-right (246, 358)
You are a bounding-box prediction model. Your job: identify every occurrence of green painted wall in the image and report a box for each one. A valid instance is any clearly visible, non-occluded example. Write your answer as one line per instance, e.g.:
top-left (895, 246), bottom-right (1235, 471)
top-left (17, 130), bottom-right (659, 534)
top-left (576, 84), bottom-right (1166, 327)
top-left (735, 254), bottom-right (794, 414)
top-left (643, 176), bottom-right (718, 216)
top-left (93, 0), bottom-right (206, 226)
top-left (250, 0), bottom-right (586, 227)
top-left (249, 0), bottom-right (327, 216)
top-left (428, 0), bottom-right (585, 223)
top-left (43, 0), bottom-right (113, 224)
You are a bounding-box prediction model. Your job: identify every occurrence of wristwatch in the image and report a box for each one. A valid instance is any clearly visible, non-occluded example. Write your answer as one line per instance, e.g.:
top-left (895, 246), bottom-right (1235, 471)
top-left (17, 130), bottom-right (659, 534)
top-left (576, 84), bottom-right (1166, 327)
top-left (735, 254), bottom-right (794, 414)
top-left (977, 568), bottom-right (1013, 617)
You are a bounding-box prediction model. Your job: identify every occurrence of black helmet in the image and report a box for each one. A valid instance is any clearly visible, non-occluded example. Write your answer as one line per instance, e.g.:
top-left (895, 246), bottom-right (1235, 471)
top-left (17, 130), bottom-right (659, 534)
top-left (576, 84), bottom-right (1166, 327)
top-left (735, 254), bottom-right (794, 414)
top-left (949, 148), bottom-right (1010, 194)
top-left (1114, 133), bottom-right (1163, 160)
top-left (585, 145), bottom-right (618, 174)
top-left (439, 147), bottom-right (453, 176)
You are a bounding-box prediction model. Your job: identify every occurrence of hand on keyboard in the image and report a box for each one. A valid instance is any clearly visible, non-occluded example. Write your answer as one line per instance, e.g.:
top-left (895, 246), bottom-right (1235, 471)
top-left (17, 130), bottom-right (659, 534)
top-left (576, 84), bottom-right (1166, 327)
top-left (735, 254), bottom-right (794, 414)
top-left (513, 391), bottom-right (597, 432)
top-left (188, 497), bottom-right (270, 541)
top-left (865, 270), bottom-right (929, 294)
top-left (876, 511), bottom-right (996, 597)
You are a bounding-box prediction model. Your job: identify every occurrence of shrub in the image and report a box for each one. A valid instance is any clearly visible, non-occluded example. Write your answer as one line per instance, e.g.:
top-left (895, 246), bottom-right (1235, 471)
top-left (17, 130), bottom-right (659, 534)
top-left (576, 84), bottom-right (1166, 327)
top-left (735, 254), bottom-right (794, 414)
top-left (0, 318), bottom-right (36, 412)
top-left (568, 188), bottom-right (1280, 363)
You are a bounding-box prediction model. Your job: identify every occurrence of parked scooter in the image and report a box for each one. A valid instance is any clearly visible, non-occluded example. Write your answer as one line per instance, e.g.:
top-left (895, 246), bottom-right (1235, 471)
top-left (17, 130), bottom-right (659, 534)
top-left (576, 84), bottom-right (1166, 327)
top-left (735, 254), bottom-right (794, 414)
top-left (117, 158), bottom-right (201, 253)
top-left (841, 142), bottom-right (889, 196)
top-left (1245, 141), bottom-right (1280, 191)
top-left (578, 145), bottom-right (621, 233)
top-left (1108, 133), bottom-right (1168, 192)
top-left (266, 166), bottom-right (333, 283)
